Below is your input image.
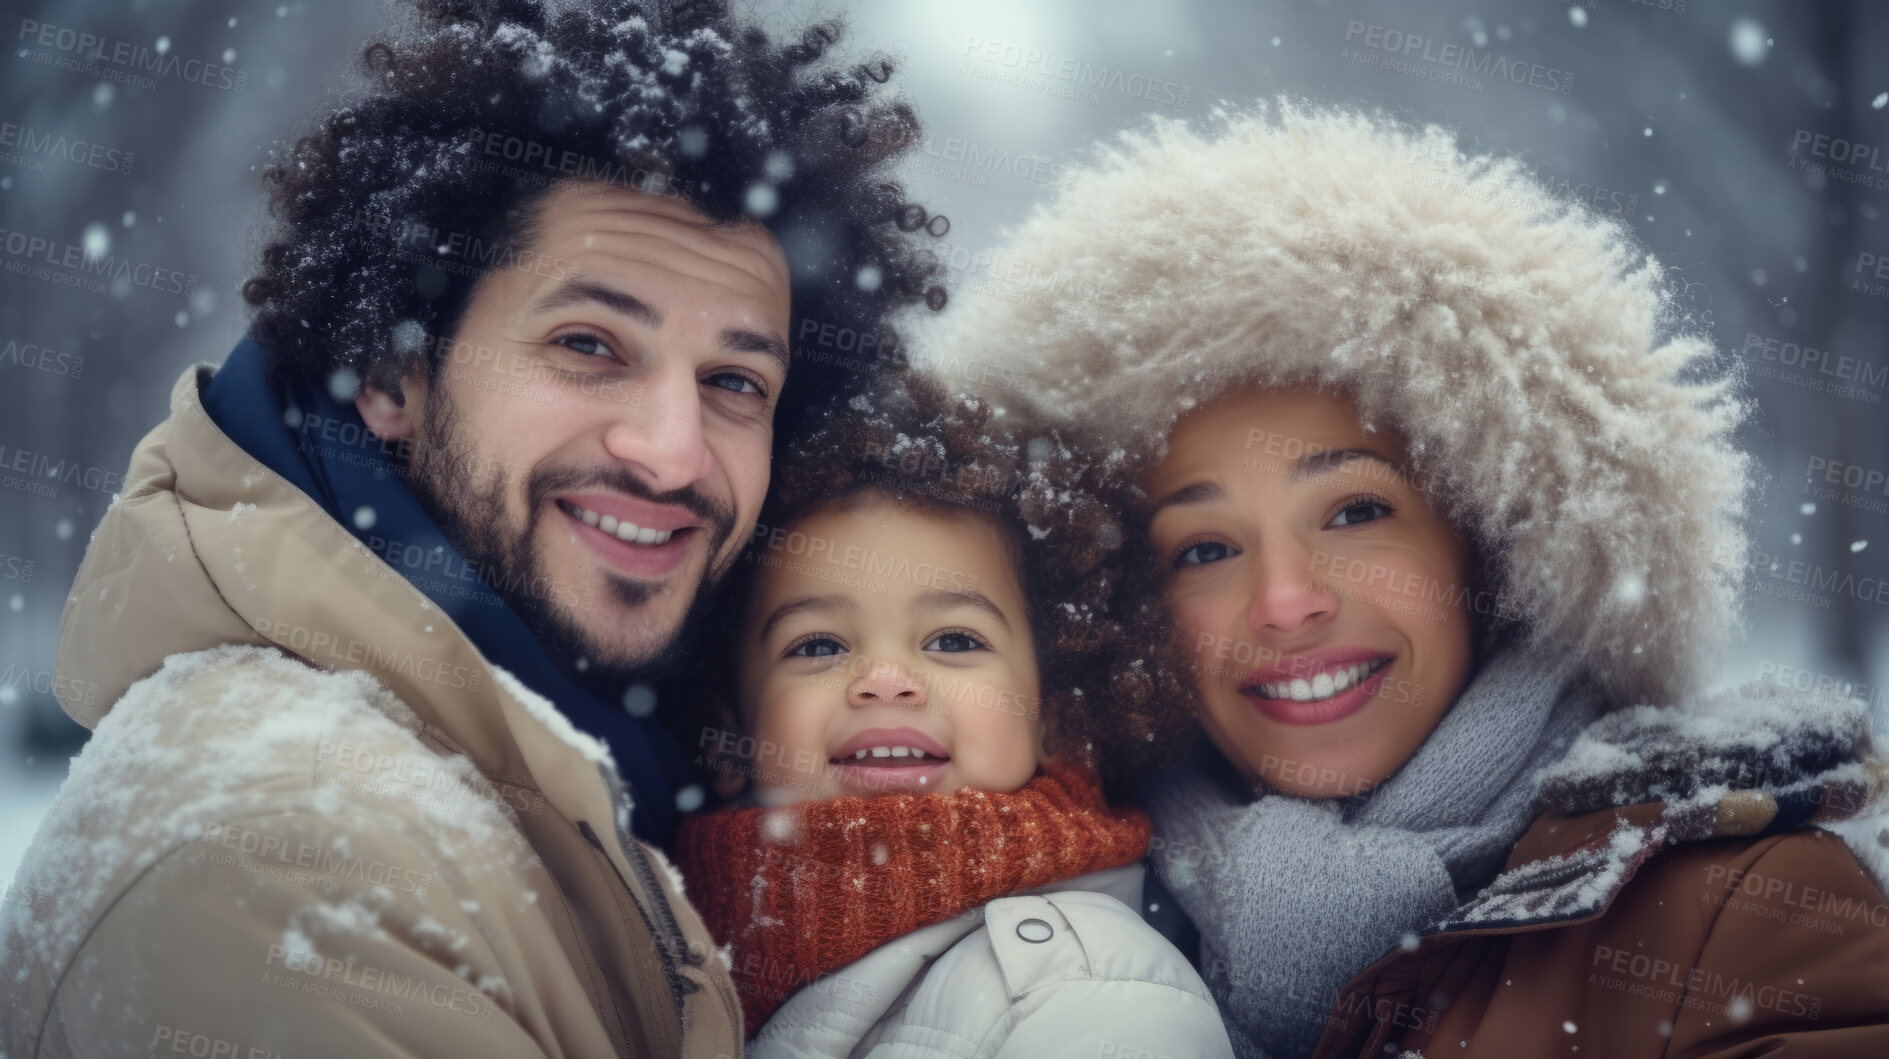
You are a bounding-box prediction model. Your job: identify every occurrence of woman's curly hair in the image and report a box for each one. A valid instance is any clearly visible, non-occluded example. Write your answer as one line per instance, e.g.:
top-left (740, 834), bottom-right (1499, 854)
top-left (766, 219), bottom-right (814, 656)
top-left (243, 0), bottom-right (947, 441)
top-left (678, 372), bottom-right (1199, 798)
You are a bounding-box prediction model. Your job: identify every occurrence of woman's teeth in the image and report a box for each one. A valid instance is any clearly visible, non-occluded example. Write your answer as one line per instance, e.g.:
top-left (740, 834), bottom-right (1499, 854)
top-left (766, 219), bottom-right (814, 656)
top-left (1250, 658), bottom-right (1391, 702)
top-left (564, 502), bottom-right (674, 545)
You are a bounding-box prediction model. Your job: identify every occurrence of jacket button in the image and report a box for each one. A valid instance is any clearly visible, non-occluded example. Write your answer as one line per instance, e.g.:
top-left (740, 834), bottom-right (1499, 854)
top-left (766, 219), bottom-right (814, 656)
top-left (1016, 918), bottom-right (1053, 943)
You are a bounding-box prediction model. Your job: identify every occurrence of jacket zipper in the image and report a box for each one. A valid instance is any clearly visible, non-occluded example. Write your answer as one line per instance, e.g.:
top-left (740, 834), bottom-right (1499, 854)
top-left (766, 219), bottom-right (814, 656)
top-left (595, 764), bottom-right (705, 982)
top-left (578, 820), bottom-right (693, 1025)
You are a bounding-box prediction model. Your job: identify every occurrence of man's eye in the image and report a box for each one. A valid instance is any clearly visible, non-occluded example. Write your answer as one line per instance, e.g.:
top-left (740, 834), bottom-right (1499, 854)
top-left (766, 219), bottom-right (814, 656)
top-left (556, 333), bottom-right (612, 358)
top-left (786, 636), bottom-right (845, 659)
top-left (924, 631), bottom-right (987, 653)
top-left (1174, 540), bottom-right (1235, 566)
top-left (706, 372), bottom-right (766, 397)
top-left (1328, 499), bottom-right (1394, 528)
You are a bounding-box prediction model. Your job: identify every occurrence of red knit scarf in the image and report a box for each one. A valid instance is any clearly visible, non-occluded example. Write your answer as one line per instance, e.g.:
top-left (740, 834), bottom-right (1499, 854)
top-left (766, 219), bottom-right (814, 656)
top-left (673, 759), bottom-right (1151, 1036)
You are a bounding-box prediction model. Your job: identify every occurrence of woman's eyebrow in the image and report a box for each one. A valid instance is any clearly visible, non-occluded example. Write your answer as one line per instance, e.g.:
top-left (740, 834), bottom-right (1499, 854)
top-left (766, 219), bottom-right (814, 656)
top-left (1290, 446), bottom-right (1403, 481)
top-left (757, 593), bottom-right (856, 641)
top-left (914, 588), bottom-right (1012, 632)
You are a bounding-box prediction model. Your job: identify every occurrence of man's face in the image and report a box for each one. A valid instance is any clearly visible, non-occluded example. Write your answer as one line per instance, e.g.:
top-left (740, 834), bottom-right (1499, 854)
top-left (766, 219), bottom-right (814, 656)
top-left (359, 181), bottom-right (792, 683)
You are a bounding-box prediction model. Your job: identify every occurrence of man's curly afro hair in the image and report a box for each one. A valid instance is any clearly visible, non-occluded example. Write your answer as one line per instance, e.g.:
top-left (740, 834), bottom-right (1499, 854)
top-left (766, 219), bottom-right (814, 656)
top-left (242, 0), bottom-right (947, 442)
top-left (684, 372), bottom-right (1199, 795)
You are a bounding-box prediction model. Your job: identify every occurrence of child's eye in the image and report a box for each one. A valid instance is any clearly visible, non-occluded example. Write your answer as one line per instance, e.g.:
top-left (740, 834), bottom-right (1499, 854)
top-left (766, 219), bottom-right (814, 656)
top-left (1327, 497), bottom-right (1395, 528)
top-left (924, 630), bottom-right (988, 653)
top-left (1173, 540), bottom-right (1236, 567)
top-left (785, 635), bottom-right (847, 659)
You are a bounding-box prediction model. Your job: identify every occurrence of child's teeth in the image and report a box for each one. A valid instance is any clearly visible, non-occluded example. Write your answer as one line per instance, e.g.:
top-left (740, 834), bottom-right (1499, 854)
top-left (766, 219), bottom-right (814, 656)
top-left (847, 745), bottom-right (933, 762)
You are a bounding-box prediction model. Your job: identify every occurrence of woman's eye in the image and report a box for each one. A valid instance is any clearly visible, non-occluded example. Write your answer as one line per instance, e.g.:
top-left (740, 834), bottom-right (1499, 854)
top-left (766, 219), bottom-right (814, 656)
top-left (1328, 499), bottom-right (1394, 528)
top-left (555, 333), bottom-right (613, 358)
top-left (1174, 540), bottom-right (1235, 566)
top-left (786, 636), bottom-right (846, 659)
top-left (924, 631), bottom-right (987, 653)
top-left (706, 372), bottom-right (765, 397)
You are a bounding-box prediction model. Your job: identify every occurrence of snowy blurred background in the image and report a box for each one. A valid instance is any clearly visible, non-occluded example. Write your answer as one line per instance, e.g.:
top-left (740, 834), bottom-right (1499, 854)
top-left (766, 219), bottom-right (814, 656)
top-left (3, 0), bottom-right (1886, 884)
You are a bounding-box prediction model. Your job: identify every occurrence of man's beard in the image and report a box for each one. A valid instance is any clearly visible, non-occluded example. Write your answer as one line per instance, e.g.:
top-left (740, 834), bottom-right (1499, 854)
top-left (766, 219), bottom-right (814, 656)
top-left (399, 376), bottom-right (739, 695)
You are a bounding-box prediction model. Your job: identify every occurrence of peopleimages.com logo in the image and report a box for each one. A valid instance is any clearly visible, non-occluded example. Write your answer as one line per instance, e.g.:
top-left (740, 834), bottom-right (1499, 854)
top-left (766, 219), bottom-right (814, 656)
top-left (1342, 20), bottom-right (1574, 95)
top-left (15, 19), bottom-right (248, 93)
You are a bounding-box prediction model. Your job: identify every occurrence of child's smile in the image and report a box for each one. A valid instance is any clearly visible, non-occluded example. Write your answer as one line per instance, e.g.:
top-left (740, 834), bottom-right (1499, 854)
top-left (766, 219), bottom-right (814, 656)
top-left (735, 491), bottom-right (1046, 805)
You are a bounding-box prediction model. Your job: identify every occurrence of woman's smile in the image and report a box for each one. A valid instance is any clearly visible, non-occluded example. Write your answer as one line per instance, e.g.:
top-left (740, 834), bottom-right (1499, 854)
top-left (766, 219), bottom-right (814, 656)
top-left (1238, 654), bottom-right (1396, 726)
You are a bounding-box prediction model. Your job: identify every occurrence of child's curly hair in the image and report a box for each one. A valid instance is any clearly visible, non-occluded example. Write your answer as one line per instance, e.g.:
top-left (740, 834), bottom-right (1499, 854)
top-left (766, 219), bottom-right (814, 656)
top-left (673, 371), bottom-right (1199, 799)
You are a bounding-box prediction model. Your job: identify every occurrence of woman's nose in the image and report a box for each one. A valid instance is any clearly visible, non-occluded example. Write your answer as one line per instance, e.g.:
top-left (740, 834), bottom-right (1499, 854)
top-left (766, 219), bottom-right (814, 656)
top-left (846, 658), bottom-right (929, 709)
top-left (1245, 538), bottom-right (1339, 635)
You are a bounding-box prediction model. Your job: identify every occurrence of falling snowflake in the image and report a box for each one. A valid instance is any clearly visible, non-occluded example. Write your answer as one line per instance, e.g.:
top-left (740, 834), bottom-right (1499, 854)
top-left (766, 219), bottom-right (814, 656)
top-left (622, 682), bottom-right (657, 718)
top-left (1729, 18), bottom-right (1768, 66)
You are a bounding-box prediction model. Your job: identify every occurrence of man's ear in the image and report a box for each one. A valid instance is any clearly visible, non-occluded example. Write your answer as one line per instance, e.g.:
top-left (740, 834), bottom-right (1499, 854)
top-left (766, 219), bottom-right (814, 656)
top-left (355, 371), bottom-right (424, 443)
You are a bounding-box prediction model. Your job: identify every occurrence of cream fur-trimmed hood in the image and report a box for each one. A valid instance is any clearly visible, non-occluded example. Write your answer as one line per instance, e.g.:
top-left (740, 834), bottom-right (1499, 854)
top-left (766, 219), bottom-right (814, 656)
top-left (921, 100), bottom-right (1752, 709)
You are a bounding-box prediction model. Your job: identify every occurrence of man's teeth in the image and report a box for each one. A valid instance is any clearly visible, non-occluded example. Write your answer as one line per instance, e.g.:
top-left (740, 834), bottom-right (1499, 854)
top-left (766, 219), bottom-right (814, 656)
top-left (566, 502), bottom-right (674, 545)
top-left (1251, 658), bottom-right (1391, 702)
top-left (852, 746), bottom-right (930, 761)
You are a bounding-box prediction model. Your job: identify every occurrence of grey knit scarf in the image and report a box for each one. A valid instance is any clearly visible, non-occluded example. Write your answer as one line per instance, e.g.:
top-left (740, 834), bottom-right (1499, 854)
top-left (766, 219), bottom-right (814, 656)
top-left (1144, 643), bottom-right (1608, 1059)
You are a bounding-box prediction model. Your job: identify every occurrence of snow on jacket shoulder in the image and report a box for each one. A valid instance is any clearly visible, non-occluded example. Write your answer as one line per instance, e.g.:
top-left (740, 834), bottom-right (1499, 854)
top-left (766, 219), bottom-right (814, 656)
top-left (6, 645), bottom-right (558, 1056)
top-left (750, 865), bottom-right (1235, 1059)
top-left (0, 365), bottom-right (742, 1059)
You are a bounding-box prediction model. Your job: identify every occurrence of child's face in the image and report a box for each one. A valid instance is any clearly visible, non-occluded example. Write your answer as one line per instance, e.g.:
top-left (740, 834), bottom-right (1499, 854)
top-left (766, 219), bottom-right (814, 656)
top-left (737, 495), bottom-right (1045, 805)
top-left (1142, 386), bottom-right (1476, 798)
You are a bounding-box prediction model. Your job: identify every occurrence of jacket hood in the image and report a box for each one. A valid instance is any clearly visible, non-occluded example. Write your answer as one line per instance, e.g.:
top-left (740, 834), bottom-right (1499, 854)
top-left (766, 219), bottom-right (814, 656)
top-left (921, 100), bottom-right (1752, 708)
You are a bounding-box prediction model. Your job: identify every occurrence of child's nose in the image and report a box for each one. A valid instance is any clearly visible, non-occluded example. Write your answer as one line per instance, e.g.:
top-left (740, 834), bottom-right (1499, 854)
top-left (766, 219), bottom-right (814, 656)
top-left (846, 658), bottom-right (929, 709)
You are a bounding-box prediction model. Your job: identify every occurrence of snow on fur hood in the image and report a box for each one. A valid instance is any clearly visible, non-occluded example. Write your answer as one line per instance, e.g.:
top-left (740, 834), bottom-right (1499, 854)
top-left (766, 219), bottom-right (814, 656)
top-left (922, 99), bottom-right (1751, 709)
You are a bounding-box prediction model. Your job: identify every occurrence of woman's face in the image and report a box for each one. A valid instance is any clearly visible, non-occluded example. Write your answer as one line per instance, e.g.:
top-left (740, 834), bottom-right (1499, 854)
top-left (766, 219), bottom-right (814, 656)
top-left (1143, 387), bottom-right (1476, 798)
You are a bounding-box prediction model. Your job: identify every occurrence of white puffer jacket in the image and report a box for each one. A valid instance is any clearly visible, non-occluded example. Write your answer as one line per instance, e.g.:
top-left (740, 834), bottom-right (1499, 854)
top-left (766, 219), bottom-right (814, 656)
top-left (748, 864), bottom-right (1234, 1059)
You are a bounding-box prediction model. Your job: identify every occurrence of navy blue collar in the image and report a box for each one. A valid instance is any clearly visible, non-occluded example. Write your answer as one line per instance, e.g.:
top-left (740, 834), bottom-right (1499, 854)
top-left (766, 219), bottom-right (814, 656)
top-left (201, 335), bottom-right (683, 843)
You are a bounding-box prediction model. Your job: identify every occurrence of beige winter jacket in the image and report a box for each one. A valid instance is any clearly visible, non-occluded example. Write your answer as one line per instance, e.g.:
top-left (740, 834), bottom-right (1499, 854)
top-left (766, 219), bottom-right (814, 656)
top-left (747, 865), bottom-right (1234, 1059)
top-left (0, 365), bottom-right (744, 1058)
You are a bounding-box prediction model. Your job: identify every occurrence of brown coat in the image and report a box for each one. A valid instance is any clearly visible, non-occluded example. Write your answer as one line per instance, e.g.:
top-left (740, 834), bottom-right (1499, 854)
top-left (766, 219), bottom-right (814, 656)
top-left (1313, 784), bottom-right (1889, 1057)
top-left (1, 366), bottom-right (743, 1058)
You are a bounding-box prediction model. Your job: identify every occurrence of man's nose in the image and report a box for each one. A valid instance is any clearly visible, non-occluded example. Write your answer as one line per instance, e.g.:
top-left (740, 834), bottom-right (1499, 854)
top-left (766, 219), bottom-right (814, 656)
top-left (600, 367), bottom-right (714, 493)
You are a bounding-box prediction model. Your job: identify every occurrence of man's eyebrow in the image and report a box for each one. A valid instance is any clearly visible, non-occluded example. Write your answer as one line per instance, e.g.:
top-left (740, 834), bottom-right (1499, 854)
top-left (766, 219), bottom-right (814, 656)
top-left (720, 327), bottom-right (791, 378)
top-left (1148, 480), bottom-right (1226, 518)
top-left (527, 280), bottom-right (661, 328)
top-left (914, 588), bottom-right (1012, 632)
top-left (757, 592), bottom-right (856, 642)
top-left (1290, 447), bottom-right (1403, 481)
